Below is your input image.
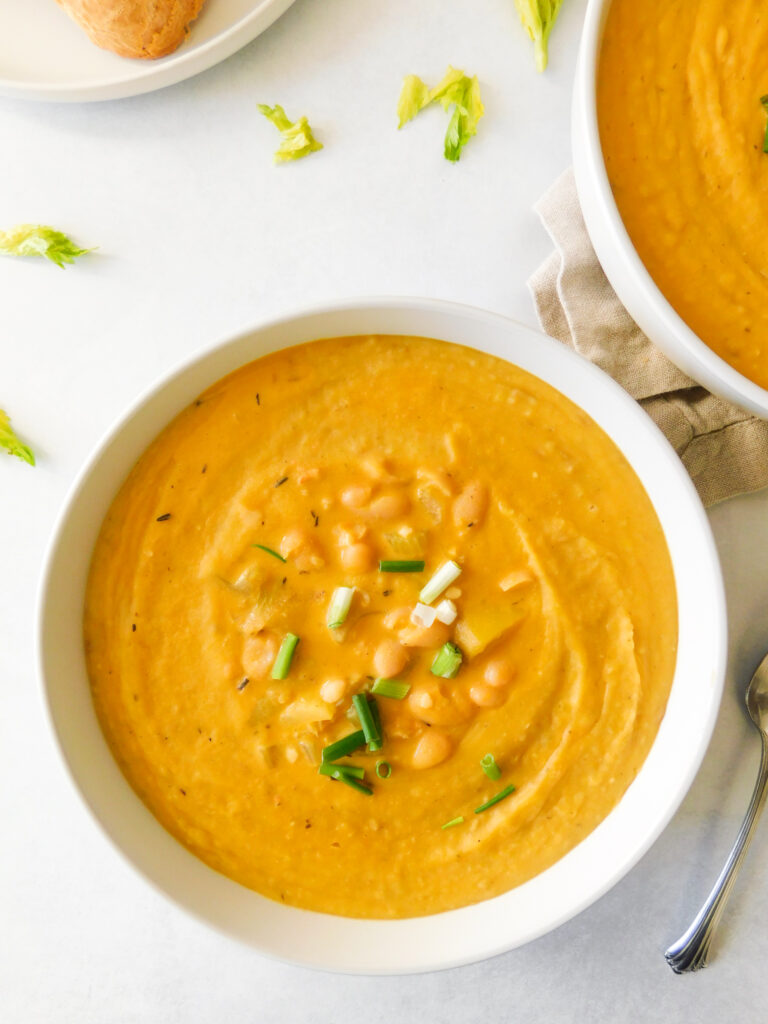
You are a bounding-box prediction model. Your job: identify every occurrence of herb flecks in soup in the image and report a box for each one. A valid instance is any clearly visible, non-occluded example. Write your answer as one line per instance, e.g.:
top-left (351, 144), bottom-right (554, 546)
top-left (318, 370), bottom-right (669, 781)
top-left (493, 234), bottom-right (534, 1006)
top-left (84, 335), bottom-right (677, 918)
top-left (598, 1), bottom-right (768, 388)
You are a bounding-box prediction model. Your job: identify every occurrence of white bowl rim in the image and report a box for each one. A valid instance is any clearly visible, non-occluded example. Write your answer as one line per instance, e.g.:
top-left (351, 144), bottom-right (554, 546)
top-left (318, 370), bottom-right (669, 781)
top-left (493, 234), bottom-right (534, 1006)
top-left (573, 0), bottom-right (768, 419)
top-left (36, 295), bottom-right (727, 974)
top-left (0, 0), bottom-right (297, 104)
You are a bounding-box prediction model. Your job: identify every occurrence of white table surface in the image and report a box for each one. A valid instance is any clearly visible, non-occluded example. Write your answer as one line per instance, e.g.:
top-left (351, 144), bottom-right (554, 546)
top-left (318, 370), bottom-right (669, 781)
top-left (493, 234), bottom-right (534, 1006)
top-left (2, 0), bottom-right (768, 1019)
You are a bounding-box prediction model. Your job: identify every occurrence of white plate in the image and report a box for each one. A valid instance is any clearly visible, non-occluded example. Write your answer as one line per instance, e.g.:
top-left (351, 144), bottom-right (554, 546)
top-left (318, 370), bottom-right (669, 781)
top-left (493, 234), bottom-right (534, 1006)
top-left (0, 0), bottom-right (297, 103)
top-left (37, 297), bottom-right (727, 973)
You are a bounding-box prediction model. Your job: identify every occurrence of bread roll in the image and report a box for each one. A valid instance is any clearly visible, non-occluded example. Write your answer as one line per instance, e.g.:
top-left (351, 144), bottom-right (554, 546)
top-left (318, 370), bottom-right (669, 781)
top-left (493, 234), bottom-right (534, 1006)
top-left (55, 0), bottom-right (208, 59)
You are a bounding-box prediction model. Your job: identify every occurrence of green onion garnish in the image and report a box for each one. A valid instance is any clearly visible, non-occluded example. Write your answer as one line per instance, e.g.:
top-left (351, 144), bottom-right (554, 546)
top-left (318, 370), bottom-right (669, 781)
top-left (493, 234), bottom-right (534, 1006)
top-left (371, 678), bottom-right (411, 699)
top-left (474, 784), bottom-right (516, 814)
top-left (430, 641), bottom-right (463, 679)
top-left (252, 543), bottom-right (287, 563)
top-left (441, 816), bottom-right (464, 829)
top-left (318, 762), bottom-right (365, 780)
top-left (321, 730), bottom-right (366, 763)
top-left (319, 763), bottom-right (372, 795)
top-left (375, 760), bottom-right (392, 779)
top-left (352, 693), bottom-right (383, 751)
top-left (339, 775), bottom-right (373, 795)
top-left (419, 559), bottom-right (462, 604)
top-left (327, 586), bottom-right (355, 629)
top-left (271, 632), bottom-right (300, 679)
top-left (379, 559), bottom-right (425, 573)
top-left (761, 94), bottom-right (768, 154)
top-left (481, 753), bottom-right (502, 781)
top-left (369, 696), bottom-right (383, 748)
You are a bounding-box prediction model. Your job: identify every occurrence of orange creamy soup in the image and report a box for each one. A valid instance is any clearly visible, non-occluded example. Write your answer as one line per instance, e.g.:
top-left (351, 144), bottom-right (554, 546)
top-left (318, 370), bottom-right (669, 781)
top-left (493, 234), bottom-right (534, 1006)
top-left (84, 335), bottom-right (677, 918)
top-left (598, 0), bottom-right (768, 388)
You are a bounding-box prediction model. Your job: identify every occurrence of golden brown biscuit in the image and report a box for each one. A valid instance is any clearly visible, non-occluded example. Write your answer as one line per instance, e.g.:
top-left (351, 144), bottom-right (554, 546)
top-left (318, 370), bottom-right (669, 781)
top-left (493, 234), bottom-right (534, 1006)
top-left (55, 0), bottom-right (208, 59)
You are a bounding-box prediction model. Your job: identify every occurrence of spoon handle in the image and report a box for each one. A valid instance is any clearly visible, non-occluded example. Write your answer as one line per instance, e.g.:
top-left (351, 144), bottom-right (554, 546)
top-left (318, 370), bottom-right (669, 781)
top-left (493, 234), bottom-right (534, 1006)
top-left (665, 735), bottom-right (768, 973)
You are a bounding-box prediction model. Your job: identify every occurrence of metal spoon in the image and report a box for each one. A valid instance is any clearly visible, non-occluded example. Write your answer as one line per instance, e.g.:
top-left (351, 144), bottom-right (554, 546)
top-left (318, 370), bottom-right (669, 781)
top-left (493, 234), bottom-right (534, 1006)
top-left (665, 651), bottom-right (768, 973)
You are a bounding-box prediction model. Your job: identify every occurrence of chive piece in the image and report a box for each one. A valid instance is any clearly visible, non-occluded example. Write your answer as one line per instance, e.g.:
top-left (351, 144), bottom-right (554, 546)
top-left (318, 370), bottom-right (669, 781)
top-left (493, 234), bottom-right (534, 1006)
top-left (319, 764), bottom-right (372, 795)
top-left (379, 559), bottom-right (425, 573)
top-left (442, 816), bottom-right (464, 829)
top-left (318, 762), bottom-right (365, 780)
top-left (369, 695), bottom-right (383, 752)
top-left (375, 760), bottom-right (392, 779)
top-left (252, 543), bottom-right (287, 563)
top-left (481, 753), bottom-right (502, 781)
top-left (430, 641), bottom-right (463, 679)
top-left (761, 94), bottom-right (768, 154)
top-left (320, 730), bottom-right (366, 762)
top-left (337, 775), bottom-right (373, 795)
top-left (371, 678), bottom-right (411, 700)
top-left (327, 586), bottom-right (355, 629)
top-left (271, 633), bottom-right (300, 679)
top-left (474, 784), bottom-right (516, 814)
top-left (352, 693), bottom-right (383, 751)
top-left (419, 559), bottom-right (462, 604)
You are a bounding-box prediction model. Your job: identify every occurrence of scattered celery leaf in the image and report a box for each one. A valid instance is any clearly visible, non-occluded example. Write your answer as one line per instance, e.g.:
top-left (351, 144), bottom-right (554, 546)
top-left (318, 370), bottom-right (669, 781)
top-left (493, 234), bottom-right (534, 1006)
top-left (513, 0), bottom-right (565, 72)
top-left (0, 225), bottom-right (93, 268)
top-left (0, 409), bottom-right (35, 466)
top-left (397, 74), bottom-right (432, 128)
top-left (258, 103), bottom-right (323, 163)
top-left (396, 66), bottom-right (484, 162)
top-left (427, 66), bottom-right (469, 107)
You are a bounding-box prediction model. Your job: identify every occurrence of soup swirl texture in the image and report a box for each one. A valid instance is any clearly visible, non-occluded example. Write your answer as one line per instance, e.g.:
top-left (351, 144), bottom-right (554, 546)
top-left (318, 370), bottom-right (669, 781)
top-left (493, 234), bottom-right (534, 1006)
top-left (599, 0), bottom-right (768, 387)
top-left (84, 335), bottom-right (677, 917)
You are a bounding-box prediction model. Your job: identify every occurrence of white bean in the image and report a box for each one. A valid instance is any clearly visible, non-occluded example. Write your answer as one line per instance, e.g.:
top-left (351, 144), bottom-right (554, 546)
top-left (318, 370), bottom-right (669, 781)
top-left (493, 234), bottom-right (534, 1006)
top-left (411, 731), bottom-right (453, 769)
top-left (373, 639), bottom-right (409, 678)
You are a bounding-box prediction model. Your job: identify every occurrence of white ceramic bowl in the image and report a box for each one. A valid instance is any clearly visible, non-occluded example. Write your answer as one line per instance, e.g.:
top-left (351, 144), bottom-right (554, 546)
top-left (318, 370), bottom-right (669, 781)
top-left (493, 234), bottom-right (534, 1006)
top-left (573, 0), bottom-right (768, 419)
top-left (37, 298), bottom-right (726, 973)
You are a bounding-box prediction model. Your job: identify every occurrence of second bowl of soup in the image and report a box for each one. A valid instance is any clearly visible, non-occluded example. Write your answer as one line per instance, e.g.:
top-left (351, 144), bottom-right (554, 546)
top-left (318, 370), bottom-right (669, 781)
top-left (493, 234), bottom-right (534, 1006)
top-left (574, 0), bottom-right (768, 417)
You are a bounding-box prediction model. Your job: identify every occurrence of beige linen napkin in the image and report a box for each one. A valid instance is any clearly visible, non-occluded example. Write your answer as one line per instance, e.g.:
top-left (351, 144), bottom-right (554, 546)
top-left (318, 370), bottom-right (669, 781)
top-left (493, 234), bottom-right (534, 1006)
top-left (528, 168), bottom-right (768, 507)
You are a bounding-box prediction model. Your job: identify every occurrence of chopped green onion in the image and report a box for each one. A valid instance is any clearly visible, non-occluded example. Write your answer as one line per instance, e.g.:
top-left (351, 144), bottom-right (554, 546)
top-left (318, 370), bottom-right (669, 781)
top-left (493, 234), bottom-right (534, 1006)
top-left (338, 775), bottom-right (373, 795)
top-left (481, 753), bottom-right (502, 781)
top-left (252, 543), bottom-right (287, 563)
top-left (474, 784), bottom-right (516, 814)
top-left (318, 762), bottom-right (365, 780)
top-left (319, 763), bottom-right (372, 795)
top-left (327, 586), bottom-right (355, 629)
top-left (430, 641), bottom-right (463, 679)
top-left (321, 730), bottom-right (366, 763)
top-left (379, 559), bottom-right (425, 573)
top-left (271, 632), bottom-right (300, 679)
top-left (371, 678), bottom-right (411, 700)
top-left (441, 816), bottom-right (464, 829)
top-left (352, 693), bottom-right (383, 751)
top-left (762, 94), bottom-right (768, 154)
top-left (375, 760), bottom-right (392, 779)
top-left (411, 602), bottom-right (437, 628)
top-left (419, 559), bottom-right (462, 604)
top-left (369, 697), bottom-right (383, 749)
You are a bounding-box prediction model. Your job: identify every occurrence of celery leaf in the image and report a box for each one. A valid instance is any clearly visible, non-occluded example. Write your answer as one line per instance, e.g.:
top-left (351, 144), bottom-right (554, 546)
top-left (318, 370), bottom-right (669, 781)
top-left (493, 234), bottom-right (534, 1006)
top-left (0, 409), bottom-right (35, 466)
top-left (258, 104), bottom-right (323, 163)
top-left (513, 0), bottom-right (565, 72)
top-left (0, 225), bottom-right (93, 268)
top-left (396, 66), bottom-right (484, 162)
